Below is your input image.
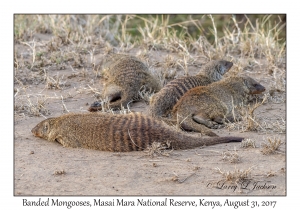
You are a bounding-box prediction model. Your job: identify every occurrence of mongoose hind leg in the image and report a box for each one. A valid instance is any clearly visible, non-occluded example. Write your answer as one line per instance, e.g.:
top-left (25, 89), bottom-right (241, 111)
top-left (88, 101), bottom-right (103, 112)
top-left (192, 113), bottom-right (218, 128)
top-left (193, 113), bottom-right (232, 129)
top-left (214, 114), bottom-right (242, 124)
top-left (210, 115), bottom-right (243, 129)
top-left (180, 117), bottom-right (219, 137)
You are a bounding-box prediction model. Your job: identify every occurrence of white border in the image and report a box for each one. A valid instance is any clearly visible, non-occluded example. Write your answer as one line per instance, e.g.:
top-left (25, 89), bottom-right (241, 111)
top-left (3, 0), bottom-right (294, 209)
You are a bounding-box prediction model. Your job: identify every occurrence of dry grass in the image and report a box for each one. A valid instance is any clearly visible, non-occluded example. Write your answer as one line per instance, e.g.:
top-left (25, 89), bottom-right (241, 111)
top-left (144, 141), bottom-right (173, 157)
top-left (215, 166), bottom-right (255, 193)
top-left (240, 138), bottom-right (257, 148)
top-left (15, 94), bottom-right (50, 117)
top-left (215, 166), bottom-right (253, 183)
top-left (136, 85), bottom-right (156, 104)
top-left (212, 165), bottom-right (280, 193)
top-left (14, 78), bottom-right (51, 117)
top-left (222, 147), bottom-right (241, 163)
top-left (45, 73), bottom-right (67, 90)
top-left (225, 94), bottom-right (285, 134)
top-left (261, 136), bottom-right (284, 155)
top-left (14, 15), bottom-right (286, 90)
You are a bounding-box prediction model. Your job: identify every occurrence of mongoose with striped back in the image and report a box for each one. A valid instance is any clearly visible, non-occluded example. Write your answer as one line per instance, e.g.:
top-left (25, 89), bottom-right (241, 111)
top-left (31, 112), bottom-right (244, 152)
top-left (89, 54), bottom-right (161, 112)
top-left (171, 75), bottom-right (266, 137)
top-left (148, 60), bottom-right (233, 118)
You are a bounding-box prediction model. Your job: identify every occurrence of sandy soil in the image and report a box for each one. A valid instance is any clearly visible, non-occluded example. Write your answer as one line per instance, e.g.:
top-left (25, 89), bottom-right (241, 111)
top-left (14, 33), bottom-right (286, 196)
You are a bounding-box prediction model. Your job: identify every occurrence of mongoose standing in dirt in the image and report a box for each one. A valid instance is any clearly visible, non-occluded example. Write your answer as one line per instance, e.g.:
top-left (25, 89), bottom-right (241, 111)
top-left (31, 112), bottom-right (243, 152)
top-left (89, 54), bottom-right (161, 111)
top-left (172, 75), bottom-right (265, 137)
top-left (148, 60), bottom-right (233, 118)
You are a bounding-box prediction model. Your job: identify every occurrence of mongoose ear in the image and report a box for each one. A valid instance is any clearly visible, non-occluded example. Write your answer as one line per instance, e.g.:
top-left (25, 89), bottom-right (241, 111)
top-left (218, 64), bottom-right (224, 74)
top-left (46, 118), bottom-right (55, 126)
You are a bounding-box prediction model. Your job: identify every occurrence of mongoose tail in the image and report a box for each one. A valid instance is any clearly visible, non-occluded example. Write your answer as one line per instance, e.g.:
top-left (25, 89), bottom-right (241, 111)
top-left (174, 136), bottom-right (243, 150)
top-left (179, 117), bottom-right (220, 137)
top-left (154, 115), bottom-right (219, 136)
top-left (31, 113), bottom-right (243, 152)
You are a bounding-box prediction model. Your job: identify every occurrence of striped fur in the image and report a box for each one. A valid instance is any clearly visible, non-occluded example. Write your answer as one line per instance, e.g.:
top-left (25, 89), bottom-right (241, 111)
top-left (172, 76), bottom-right (266, 137)
top-left (148, 60), bottom-right (233, 118)
top-left (89, 54), bottom-right (161, 111)
top-left (31, 112), bottom-right (243, 152)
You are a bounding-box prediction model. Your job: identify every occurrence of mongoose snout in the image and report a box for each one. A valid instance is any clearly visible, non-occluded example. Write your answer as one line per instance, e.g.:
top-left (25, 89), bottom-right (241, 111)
top-left (31, 119), bottom-right (52, 139)
top-left (250, 83), bottom-right (266, 94)
top-left (219, 60), bottom-right (233, 75)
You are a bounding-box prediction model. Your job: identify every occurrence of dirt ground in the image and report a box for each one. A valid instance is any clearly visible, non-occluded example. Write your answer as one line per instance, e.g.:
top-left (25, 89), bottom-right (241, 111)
top-left (14, 33), bottom-right (286, 196)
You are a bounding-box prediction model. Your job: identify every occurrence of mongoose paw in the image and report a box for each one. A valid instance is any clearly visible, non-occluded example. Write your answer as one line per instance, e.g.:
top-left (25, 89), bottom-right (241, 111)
top-left (217, 124), bottom-right (225, 129)
top-left (88, 101), bottom-right (102, 112)
top-left (204, 120), bottom-right (219, 128)
top-left (211, 124), bottom-right (220, 129)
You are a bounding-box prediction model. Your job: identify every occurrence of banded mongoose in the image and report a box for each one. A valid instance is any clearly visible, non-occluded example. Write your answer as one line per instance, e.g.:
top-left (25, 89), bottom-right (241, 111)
top-left (148, 60), bottom-right (233, 118)
top-left (31, 112), bottom-right (244, 152)
top-left (89, 54), bottom-right (161, 111)
top-left (172, 75), bottom-right (266, 137)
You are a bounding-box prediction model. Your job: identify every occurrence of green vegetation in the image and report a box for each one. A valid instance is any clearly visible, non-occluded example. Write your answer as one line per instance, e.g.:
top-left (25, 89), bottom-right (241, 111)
top-left (14, 14), bottom-right (286, 44)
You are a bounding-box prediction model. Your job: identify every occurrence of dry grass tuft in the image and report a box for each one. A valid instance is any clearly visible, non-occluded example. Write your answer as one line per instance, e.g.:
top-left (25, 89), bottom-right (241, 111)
top-left (222, 147), bottom-right (241, 163)
top-left (240, 138), bottom-right (256, 148)
top-left (144, 141), bottom-right (173, 157)
top-left (136, 85), bottom-right (156, 104)
top-left (215, 166), bottom-right (253, 184)
top-left (242, 95), bottom-right (267, 131)
top-left (14, 77), bottom-right (51, 117)
top-left (214, 166), bottom-right (255, 193)
top-left (15, 94), bottom-right (50, 117)
top-left (45, 74), bottom-right (67, 90)
top-left (266, 92), bottom-right (286, 104)
top-left (261, 136), bottom-right (283, 155)
top-left (224, 94), bottom-right (286, 134)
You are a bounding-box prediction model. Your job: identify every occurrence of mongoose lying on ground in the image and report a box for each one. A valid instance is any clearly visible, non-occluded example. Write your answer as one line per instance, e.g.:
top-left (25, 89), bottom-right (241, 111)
top-left (148, 60), bottom-right (233, 118)
top-left (89, 54), bottom-right (161, 111)
top-left (31, 112), bottom-right (244, 152)
top-left (172, 75), bottom-right (266, 137)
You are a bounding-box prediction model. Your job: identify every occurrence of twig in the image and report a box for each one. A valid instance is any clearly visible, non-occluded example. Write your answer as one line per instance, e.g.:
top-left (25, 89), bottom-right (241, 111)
top-left (128, 129), bottom-right (144, 150)
top-left (61, 95), bottom-right (69, 112)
